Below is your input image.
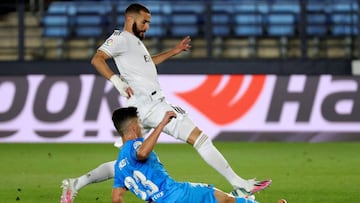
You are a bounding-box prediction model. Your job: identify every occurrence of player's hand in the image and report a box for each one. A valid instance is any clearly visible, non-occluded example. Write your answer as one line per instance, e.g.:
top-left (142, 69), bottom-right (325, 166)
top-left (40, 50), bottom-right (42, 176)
top-left (125, 87), bottom-right (134, 99)
top-left (110, 75), bottom-right (133, 98)
top-left (161, 111), bottom-right (177, 125)
top-left (174, 36), bottom-right (191, 54)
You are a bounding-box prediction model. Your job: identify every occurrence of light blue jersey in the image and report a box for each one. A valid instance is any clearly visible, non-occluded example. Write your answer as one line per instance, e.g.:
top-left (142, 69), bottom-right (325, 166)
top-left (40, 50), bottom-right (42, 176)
top-left (113, 138), bottom-right (218, 203)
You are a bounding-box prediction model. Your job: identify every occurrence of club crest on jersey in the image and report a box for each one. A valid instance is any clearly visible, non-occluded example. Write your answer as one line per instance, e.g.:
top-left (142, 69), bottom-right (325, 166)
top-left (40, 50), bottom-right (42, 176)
top-left (133, 141), bottom-right (142, 150)
top-left (144, 55), bottom-right (150, 62)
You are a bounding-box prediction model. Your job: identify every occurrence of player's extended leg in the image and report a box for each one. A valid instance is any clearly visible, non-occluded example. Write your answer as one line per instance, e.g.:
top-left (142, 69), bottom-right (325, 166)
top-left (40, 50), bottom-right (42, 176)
top-left (188, 127), bottom-right (271, 197)
top-left (60, 160), bottom-right (116, 203)
top-left (142, 102), bottom-right (271, 197)
top-left (141, 103), bottom-right (271, 197)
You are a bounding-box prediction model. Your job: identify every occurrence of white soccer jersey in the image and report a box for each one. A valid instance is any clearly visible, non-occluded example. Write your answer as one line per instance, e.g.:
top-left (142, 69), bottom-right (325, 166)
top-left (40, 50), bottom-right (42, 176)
top-left (99, 30), bottom-right (197, 144)
top-left (99, 30), bottom-right (161, 95)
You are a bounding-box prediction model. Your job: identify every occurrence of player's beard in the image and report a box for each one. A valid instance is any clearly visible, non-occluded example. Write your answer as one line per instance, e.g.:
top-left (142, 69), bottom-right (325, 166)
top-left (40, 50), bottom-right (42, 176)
top-left (132, 22), bottom-right (145, 40)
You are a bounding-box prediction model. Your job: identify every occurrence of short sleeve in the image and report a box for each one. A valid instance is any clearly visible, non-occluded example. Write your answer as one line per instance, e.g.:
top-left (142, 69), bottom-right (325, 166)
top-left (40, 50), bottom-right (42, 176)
top-left (98, 30), bottom-right (127, 58)
top-left (130, 139), bottom-right (143, 161)
top-left (113, 176), bottom-right (125, 188)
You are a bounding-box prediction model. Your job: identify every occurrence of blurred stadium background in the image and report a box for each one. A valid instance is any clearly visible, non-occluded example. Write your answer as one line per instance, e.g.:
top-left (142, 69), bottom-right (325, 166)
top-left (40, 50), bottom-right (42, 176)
top-left (1, 0), bottom-right (360, 62)
top-left (1, 0), bottom-right (360, 66)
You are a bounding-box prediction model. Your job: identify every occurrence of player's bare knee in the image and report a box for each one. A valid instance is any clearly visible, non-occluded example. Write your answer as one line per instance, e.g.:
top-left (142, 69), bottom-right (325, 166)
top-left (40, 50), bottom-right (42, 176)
top-left (192, 131), bottom-right (211, 150)
top-left (112, 195), bottom-right (120, 203)
top-left (214, 189), bottom-right (234, 203)
top-left (186, 127), bottom-right (203, 145)
top-left (223, 193), bottom-right (235, 203)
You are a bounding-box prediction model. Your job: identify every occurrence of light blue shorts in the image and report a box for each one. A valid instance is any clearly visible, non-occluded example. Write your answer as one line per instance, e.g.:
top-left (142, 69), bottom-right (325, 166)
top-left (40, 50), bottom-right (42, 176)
top-left (174, 182), bottom-right (217, 203)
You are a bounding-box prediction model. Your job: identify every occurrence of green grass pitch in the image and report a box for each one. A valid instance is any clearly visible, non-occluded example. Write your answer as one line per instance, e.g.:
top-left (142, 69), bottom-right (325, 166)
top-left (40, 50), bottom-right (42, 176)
top-left (1, 142), bottom-right (359, 203)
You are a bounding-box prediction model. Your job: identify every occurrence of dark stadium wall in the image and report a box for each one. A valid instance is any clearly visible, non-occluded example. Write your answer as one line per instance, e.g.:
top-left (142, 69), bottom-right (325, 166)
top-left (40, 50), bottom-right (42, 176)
top-left (0, 59), bottom-right (352, 75)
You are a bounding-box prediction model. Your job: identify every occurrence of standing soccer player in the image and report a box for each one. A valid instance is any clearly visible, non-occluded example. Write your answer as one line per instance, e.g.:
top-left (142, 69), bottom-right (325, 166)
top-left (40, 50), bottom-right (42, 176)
top-left (112, 107), bottom-right (259, 203)
top-left (61, 3), bottom-right (271, 203)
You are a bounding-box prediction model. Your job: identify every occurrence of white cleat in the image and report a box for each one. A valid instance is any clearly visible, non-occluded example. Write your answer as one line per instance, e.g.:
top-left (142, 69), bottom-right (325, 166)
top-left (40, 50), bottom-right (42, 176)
top-left (230, 187), bottom-right (256, 199)
top-left (231, 178), bottom-right (272, 200)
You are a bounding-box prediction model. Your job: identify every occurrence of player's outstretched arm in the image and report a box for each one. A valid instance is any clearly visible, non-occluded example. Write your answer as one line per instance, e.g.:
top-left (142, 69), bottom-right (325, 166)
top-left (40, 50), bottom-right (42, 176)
top-left (151, 36), bottom-right (191, 65)
top-left (137, 111), bottom-right (176, 160)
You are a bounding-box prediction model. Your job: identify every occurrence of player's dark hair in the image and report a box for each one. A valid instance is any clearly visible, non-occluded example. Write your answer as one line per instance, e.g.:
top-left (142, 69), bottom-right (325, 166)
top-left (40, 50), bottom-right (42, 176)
top-left (112, 107), bottom-right (138, 137)
top-left (125, 3), bottom-right (150, 15)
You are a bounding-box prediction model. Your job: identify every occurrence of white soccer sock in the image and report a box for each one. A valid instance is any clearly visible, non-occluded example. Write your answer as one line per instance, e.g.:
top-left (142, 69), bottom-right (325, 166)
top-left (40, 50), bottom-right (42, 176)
top-left (193, 133), bottom-right (249, 189)
top-left (75, 160), bottom-right (116, 191)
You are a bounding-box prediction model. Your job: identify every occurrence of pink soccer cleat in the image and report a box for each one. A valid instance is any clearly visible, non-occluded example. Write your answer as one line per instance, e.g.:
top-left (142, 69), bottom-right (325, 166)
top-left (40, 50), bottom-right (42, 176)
top-left (248, 179), bottom-right (272, 194)
top-left (60, 179), bottom-right (78, 203)
top-left (231, 179), bottom-right (272, 198)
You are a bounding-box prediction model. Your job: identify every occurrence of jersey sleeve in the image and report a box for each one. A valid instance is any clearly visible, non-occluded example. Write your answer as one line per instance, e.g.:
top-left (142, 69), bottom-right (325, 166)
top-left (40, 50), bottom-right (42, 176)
top-left (130, 138), bottom-right (144, 161)
top-left (113, 175), bottom-right (125, 188)
top-left (98, 30), bottom-right (127, 58)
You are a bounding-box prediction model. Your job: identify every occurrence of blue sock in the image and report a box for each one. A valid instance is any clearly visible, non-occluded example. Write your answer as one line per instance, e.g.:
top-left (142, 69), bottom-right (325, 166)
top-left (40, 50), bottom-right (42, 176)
top-left (235, 197), bottom-right (259, 203)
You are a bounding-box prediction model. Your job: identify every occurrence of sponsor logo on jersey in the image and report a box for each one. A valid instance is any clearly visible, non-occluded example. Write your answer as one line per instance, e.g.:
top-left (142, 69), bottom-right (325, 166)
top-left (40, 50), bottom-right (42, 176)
top-left (152, 191), bottom-right (164, 201)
